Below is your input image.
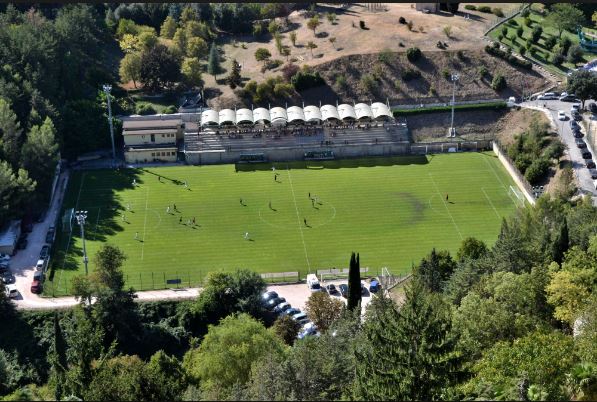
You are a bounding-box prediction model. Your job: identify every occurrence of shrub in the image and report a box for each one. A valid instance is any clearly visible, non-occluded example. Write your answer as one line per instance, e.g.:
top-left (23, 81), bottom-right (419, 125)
top-left (136, 104), bottom-right (157, 115)
top-left (491, 73), bottom-right (506, 91)
top-left (359, 20), bottom-right (366, 29)
top-left (485, 44), bottom-right (533, 69)
top-left (501, 26), bottom-right (508, 37)
top-left (464, 5), bottom-right (476, 10)
top-left (560, 37), bottom-right (572, 55)
top-left (519, 46), bottom-right (526, 56)
top-left (517, 26), bottom-right (524, 37)
top-left (273, 82), bottom-right (294, 98)
top-left (457, 50), bottom-right (465, 60)
top-left (378, 48), bottom-right (393, 64)
top-left (428, 84), bottom-right (437, 96)
top-left (521, 7), bottom-right (530, 17)
top-left (492, 8), bottom-right (504, 17)
top-left (281, 63), bottom-right (300, 82)
top-left (542, 142), bottom-right (565, 160)
top-left (406, 47), bottom-right (422, 62)
top-left (525, 158), bottom-right (550, 184)
top-left (524, 17), bottom-right (532, 27)
top-left (509, 19), bottom-right (518, 26)
top-left (531, 25), bottom-right (542, 43)
top-left (478, 66), bottom-right (489, 78)
top-left (551, 52), bottom-right (565, 65)
top-left (393, 79), bottom-right (401, 90)
top-left (478, 6), bottom-right (492, 13)
top-left (515, 153), bottom-right (533, 173)
top-left (360, 74), bottom-right (377, 92)
top-left (567, 45), bottom-right (584, 64)
top-left (498, 34), bottom-right (504, 42)
top-left (163, 105), bottom-right (177, 114)
top-left (401, 68), bottom-right (421, 81)
top-left (544, 36), bottom-right (557, 50)
top-left (443, 25), bottom-right (452, 38)
top-left (399, 16), bottom-right (406, 24)
top-left (442, 68), bottom-right (450, 80)
top-left (335, 74), bottom-right (348, 89)
top-left (290, 70), bottom-right (325, 90)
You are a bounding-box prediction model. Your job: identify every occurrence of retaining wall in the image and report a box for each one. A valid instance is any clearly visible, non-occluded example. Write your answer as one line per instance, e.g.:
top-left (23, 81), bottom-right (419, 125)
top-left (492, 141), bottom-right (536, 205)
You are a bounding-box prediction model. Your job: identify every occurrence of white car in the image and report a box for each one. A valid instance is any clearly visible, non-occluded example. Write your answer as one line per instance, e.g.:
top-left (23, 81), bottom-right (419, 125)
top-left (572, 104), bottom-right (580, 112)
top-left (4, 284), bottom-right (18, 299)
top-left (558, 111), bottom-right (567, 120)
top-left (0, 253), bottom-right (10, 262)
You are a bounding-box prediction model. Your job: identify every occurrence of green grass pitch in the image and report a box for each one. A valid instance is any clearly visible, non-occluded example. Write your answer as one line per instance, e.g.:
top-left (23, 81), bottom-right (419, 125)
top-left (45, 152), bottom-right (520, 296)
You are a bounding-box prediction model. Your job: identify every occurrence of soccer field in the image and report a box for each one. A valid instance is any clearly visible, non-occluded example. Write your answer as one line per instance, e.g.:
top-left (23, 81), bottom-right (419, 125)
top-left (46, 152), bottom-right (520, 296)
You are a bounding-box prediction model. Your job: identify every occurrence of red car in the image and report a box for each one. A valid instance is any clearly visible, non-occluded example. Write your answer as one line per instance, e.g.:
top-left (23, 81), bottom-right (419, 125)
top-left (30, 280), bottom-right (42, 294)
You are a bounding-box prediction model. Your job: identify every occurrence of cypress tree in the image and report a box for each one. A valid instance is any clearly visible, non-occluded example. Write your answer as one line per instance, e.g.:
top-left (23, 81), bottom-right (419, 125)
top-left (207, 42), bottom-right (220, 80)
top-left (552, 217), bottom-right (569, 265)
top-left (347, 252), bottom-right (361, 311)
top-left (353, 278), bottom-right (461, 400)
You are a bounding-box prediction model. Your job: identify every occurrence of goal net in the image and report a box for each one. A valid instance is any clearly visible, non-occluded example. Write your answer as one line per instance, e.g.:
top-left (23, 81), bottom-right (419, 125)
top-left (508, 185), bottom-right (526, 207)
top-left (62, 208), bottom-right (74, 233)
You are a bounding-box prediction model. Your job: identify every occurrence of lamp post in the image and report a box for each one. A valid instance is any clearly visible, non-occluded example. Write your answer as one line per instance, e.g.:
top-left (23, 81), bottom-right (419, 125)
top-left (448, 73), bottom-right (460, 138)
top-left (75, 211), bottom-right (89, 276)
top-left (102, 84), bottom-right (116, 165)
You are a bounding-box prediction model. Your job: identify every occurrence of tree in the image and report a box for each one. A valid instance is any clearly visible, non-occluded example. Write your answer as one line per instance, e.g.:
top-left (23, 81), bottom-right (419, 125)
top-left (254, 47), bottom-right (272, 65)
top-left (119, 52), bottom-right (142, 88)
top-left (593, 11), bottom-right (597, 28)
top-left (306, 41), bottom-right (317, 58)
top-left (138, 31), bottom-right (158, 50)
top-left (456, 237), bottom-right (488, 261)
top-left (181, 57), bottom-right (203, 89)
top-left (0, 161), bottom-right (35, 226)
top-left (347, 252), bottom-right (361, 311)
top-left (353, 279), bottom-right (460, 400)
top-left (186, 36), bottom-right (208, 59)
top-left (274, 32), bottom-right (283, 55)
top-left (20, 117), bottom-right (59, 197)
top-left (329, 36), bottom-right (337, 50)
top-left (415, 248), bottom-right (456, 292)
top-left (552, 217), bottom-right (569, 265)
top-left (326, 12), bottom-right (337, 25)
top-left (305, 291), bottom-right (344, 332)
top-left (180, 6), bottom-right (198, 24)
top-left (491, 74), bottom-right (507, 91)
top-left (544, 4), bottom-right (585, 38)
top-left (172, 27), bottom-right (187, 54)
top-left (307, 16), bottom-right (321, 36)
top-left (567, 69), bottom-right (597, 108)
top-left (119, 33), bottom-right (141, 53)
top-left (142, 351), bottom-right (188, 401)
top-left (271, 315), bottom-right (301, 345)
top-left (139, 43), bottom-right (181, 92)
top-left (0, 98), bottom-right (23, 167)
top-left (49, 314), bottom-right (68, 400)
top-left (268, 20), bottom-right (280, 35)
top-left (289, 30), bottom-right (297, 46)
top-left (183, 313), bottom-right (285, 398)
top-left (207, 42), bottom-right (220, 80)
top-left (160, 15), bottom-right (177, 39)
top-left (94, 244), bottom-right (127, 292)
top-left (225, 59), bottom-right (242, 89)
top-left (84, 355), bottom-right (146, 401)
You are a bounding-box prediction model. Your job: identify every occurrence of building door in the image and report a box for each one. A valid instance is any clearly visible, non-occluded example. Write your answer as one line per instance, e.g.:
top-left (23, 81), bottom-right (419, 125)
top-left (150, 134), bottom-right (155, 143)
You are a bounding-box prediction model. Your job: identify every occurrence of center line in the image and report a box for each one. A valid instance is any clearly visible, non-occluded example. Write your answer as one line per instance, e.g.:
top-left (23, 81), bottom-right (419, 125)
top-left (428, 173), bottom-right (463, 240)
top-left (286, 167), bottom-right (311, 273)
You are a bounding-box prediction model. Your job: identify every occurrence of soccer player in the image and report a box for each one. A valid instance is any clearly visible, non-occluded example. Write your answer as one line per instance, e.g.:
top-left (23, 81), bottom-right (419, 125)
top-left (135, 232), bottom-right (139, 240)
top-left (244, 232), bottom-right (249, 240)
top-left (192, 217), bottom-right (196, 225)
top-left (240, 198), bottom-right (243, 205)
top-left (304, 218), bottom-right (307, 226)
top-left (308, 192), bottom-right (311, 198)
top-left (158, 176), bottom-right (161, 182)
top-left (166, 206), bottom-right (170, 214)
top-left (446, 194), bottom-right (449, 201)
top-left (133, 179), bottom-right (137, 186)
top-left (122, 213), bottom-right (126, 222)
top-left (179, 216), bottom-right (182, 224)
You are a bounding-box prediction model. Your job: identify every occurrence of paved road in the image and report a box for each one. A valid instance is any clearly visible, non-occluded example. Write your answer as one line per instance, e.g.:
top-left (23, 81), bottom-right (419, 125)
top-left (521, 100), bottom-right (597, 205)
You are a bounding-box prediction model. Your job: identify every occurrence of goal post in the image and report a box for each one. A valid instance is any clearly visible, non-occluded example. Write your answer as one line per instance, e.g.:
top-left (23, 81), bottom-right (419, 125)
top-left (62, 208), bottom-right (74, 233)
top-left (508, 185), bottom-right (526, 207)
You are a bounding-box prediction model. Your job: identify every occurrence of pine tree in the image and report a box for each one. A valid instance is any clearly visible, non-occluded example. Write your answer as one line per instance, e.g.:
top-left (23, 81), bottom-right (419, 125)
top-left (552, 217), bottom-right (569, 265)
top-left (207, 42), bottom-right (220, 80)
top-left (353, 278), bottom-right (461, 400)
top-left (416, 248), bottom-right (442, 292)
top-left (347, 252), bottom-right (361, 311)
top-left (226, 59), bottom-right (242, 89)
top-left (51, 313), bottom-right (68, 400)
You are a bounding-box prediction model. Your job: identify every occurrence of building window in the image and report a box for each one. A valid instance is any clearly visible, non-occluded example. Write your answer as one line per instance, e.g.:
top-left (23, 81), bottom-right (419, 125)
top-left (162, 134), bottom-right (165, 138)
top-left (151, 152), bottom-right (155, 157)
top-left (142, 135), bottom-right (145, 139)
top-left (171, 151), bottom-right (175, 156)
top-left (161, 152), bottom-right (165, 156)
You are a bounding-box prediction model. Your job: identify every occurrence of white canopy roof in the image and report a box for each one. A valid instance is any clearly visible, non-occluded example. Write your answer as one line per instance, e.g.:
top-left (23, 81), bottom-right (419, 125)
top-left (303, 105), bottom-right (322, 122)
top-left (354, 103), bottom-right (373, 120)
top-left (286, 106), bottom-right (305, 124)
top-left (371, 102), bottom-right (392, 120)
top-left (320, 104), bottom-right (340, 121)
top-left (337, 104), bottom-right (356, 121)
top-left (253, 108), bottom-right (271, 124)
top-left (219, 109), bottom-right (236, 125)
top-left (270, 107), bottom-right (288, 126)
top-left (236, 108), bottom-right (254, 125)
top-left (200, 109), bottom-right (219, 127)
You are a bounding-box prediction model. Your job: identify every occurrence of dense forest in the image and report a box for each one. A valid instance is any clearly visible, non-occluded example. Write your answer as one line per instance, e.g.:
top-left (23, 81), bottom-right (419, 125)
top-left (0, 196), bottom-right (596, 401)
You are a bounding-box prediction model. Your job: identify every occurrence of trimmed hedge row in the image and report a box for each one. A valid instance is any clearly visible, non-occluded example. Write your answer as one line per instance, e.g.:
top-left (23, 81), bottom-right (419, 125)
top-left (392, 101), bottom-right (508, 116)
top-left (485, 44), bottom-right (533, 70)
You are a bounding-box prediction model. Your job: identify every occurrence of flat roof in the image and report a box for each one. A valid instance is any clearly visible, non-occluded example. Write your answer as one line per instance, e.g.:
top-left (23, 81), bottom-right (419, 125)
top-left (124, 129), bottom-right (178, 136)
top-left (123, 120), bottom-right (181, 130)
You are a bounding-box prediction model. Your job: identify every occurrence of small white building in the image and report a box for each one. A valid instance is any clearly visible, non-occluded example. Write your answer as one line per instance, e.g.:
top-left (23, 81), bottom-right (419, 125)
top-left (122, 116), bottom-right (182, 163)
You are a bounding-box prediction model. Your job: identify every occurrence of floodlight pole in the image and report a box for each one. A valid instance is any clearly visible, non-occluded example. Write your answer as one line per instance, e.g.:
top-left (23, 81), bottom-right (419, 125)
top-left (449, 73), bottom-right (459, 137)
top-left (75, 211), bottom-right (89, 276)
top-left (103, 84), bottom-right (116, 165)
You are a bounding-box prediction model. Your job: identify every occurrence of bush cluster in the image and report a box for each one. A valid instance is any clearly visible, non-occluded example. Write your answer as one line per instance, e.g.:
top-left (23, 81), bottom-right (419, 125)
top-left (485, 45), bottom-right (533, 70)
top-left (401, 68), bottom-right (421, 81)
top-left (491, 74), bottom-right (507, 91)
top-left (477, 6), bottom-right (492, 13)
top-left (290, 70), bottom-right (325, 91)
top-left (406, 47), bottom-right (422, 62)
top-left (136, 103), bottom-right (157, 115)
top-left (464, 5), bottom-right (476, 11)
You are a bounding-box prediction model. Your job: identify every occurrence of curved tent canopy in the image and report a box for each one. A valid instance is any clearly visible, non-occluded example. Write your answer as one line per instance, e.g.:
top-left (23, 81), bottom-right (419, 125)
top-left (320, 104), bottom-right (340, 122)
top-left (200, 109), bottom-right (219, 127)
top-left (354, 103), bottom-right (373, 121)
top-left (371, 102), bottom-right (393, 121)
top-left (253, 108), bottom-right (271, 125)
top-left (303, 105), bottom-right (322, 123)
top-left (338, 104), bottom-right (357, 121)
top-left (287, 106), bottom-right (306, 124)
top-left (236, 108), bottom-right (254, 126)
top-left (219, 109), bottom-right (236, 126)
top-left (270, 107), bottom-right (288, 126)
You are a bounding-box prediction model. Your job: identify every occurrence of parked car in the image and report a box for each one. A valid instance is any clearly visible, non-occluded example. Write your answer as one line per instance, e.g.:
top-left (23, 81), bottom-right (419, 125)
top-left (570, 120), bottom-right (579, 129)
top-left (267, 297), bottom-right (285, 309)
top-left (560, 94), bottom-right (579, 102)
top-left (292, 312), bottom-right (308, 322)
top-left (571, 110), bottom-right (582, 121)
top-left (573, 130), bottom-right (584, 139)
top-left (369, 280), bottom-right (381, 293)
top-left (1, 270), bottom-right (15, 285)
top-left (582, 151), bottom-right (593, 160)
top-left (298, 322), bottom-right (319, 339)
top-left (589, 169), bottom-right (597, 180)
top-left (30, 280), bottom-right (42, 294)
top-left (590, 103), bottom-right (597, 114)
top-left (33, 270), bottom-right (44, 282)
top-left (0, 253), bottom-right (11, 262)
top-left (586, 160), bottom-right (597, 169)
top-left (262, 291), bottom-right (278, 303)
top-left (45, 230), bottom-right (55, 244)
top-left (4, 284), bottom-right (18, 299)
top-left (274, 302), bottom-right (291, 314)
top-left (576, 138), bottom-right (587, 148)
top-left (0, 262), bottom-right (8, 271)
top-left (539, 92), bottom-right (558, 100)
top-left (571, 104), bottom-right (581, 112)
top-left (35, 259), bottom-right (45, 271)
top-left (360, 282), bottom-right (368, 295)
top-left (339, 284), bottom-right (349, 298)
top-left (558, 111), bottom-right (567, 120)
top-left (325, 284), bottom-right (338, 294)
top-left (39, 245), bottom-right (50, 259)
top-left (281, 308), bottom-right (301, 317)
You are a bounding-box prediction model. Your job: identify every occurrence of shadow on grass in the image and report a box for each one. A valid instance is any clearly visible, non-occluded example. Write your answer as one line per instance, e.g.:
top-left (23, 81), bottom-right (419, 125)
top-left (235, 155), bottom-right (429, 172)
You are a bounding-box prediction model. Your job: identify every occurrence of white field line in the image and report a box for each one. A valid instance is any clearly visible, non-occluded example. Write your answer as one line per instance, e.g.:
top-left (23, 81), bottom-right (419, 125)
top-left (141, 187), bottom-right (149, 261)
top-left (482, 187), bottom-right (502, 219)
top-left (286, 167), bottom-right (311, 273)
top-left (428, 173), bottom-right (463, 240)
top-left (481, 154), bottom-right (519, 207)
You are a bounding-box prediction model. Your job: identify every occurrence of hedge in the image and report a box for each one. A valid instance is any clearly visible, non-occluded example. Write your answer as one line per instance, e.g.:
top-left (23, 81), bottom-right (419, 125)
top-left (485, 45), bottom-right (533, 70)
top-left (392, 101), bottom-right (507, 116)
